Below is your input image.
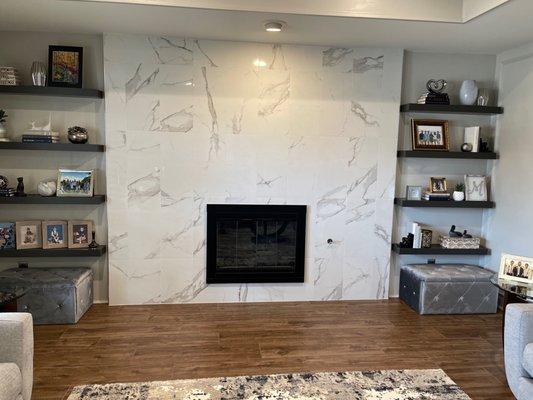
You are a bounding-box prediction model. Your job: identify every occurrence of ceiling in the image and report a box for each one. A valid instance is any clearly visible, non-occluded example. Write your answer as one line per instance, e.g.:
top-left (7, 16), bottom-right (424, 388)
top-left (0, 0), bottom-right (531, 53)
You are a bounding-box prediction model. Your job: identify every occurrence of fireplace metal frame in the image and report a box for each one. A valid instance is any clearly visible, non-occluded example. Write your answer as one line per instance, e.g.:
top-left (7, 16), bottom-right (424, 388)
top-left (206, 204), bottom-right (306, 284)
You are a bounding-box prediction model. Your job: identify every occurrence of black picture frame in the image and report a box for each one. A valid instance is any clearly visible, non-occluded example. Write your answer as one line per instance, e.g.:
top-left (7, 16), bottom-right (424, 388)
top-left (48, 45), bottom-right (83, 88)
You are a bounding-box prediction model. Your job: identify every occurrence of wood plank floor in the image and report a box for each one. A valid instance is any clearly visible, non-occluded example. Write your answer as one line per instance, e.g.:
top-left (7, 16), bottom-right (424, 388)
top-left (33, 299), bottom-right (514, 400)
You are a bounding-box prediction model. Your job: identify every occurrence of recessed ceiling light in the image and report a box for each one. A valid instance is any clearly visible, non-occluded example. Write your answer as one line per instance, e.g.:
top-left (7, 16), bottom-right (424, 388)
top-left (264, 21), bottom-right (284, 32)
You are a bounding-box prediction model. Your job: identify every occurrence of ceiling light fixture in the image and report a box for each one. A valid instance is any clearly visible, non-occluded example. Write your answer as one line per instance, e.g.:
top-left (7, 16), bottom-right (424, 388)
top-left (264, 21), bottom-right (284, 32)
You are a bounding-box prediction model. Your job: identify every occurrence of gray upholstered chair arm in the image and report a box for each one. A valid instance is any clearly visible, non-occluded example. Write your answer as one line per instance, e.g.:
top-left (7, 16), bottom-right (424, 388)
top-left (0, 313), bottom-right (33, 400)
top-left (505, 304), bottom-right (533, 399)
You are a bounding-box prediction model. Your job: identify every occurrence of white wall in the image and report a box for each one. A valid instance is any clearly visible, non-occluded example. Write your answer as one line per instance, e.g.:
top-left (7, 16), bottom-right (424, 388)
top-left (483, 43), bottom-right (533, 270)
top-left (0, 32), bottom-right (108, 302)
top-left (104, 34), bottom-right (404, 305)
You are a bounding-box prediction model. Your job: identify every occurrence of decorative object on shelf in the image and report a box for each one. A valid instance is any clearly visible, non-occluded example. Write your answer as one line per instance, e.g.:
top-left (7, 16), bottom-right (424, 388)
top-left (429, 177), bottom-right (447, 193)
top-left (479, 138), bottom-right (491, 152)
top-left (0, 175), bottom-right (8, 189)
top-left (88, 230), bottom-right (99, 249)
top-left (465, 174), bottom-right (488, 201)
top-left (464, 126), bottom-right (480, 152)
top-left (67, 126), bottom-right (88, 144)
top-left (15, 177), bottom-right (26, 197)
top-left (37, 179), bottom-right (57, 197)
top-left (0, 222), bottom-right (16, 250)
top-left (15, 220), bottom-right (42, 249)
top-left (477, 88), bottom-right (491, 106)
top-left (417, 79), bottom-right (450, 105)
top-left (30, 61), bottom-right (47, 86)
top-left (411, 222), bottom-right (424, 248)
top-left (459, 80), bottom-right (479, 105)
top-left (0, 109), bottom-right (9, 142)
top-left (42, 221), bottom-right (68, 249)
top-left (48, 45), bottom-right (83, 88)
top-left (421, 229), bottom-right (432, 248)
top-left (440, 235), bottom-right (481, 249)
top-left (461, 143), bottom-right (473, 152)
top-left (411, 119), bottom-right (449, 151)
top-left (462, 230), bottom-right (473, 238)
top-left (449, 225), bottom-right (463, 237)
top-left (57, 169), bottom-right (94, 197)
top-left (453, 183), bottom-right (465, 201)
top-left (406, 185), bottom-right (422, 201)
top-left (399, 233), bottom-right (414, 248)
top-left (68, 220), bottom-right (93, 249)
top-left (22, 114), bottom-right (59, 143)
top-left (0, 66), bottom-right (21, 86)
top-left (498, 252), bottom-right (533, 284)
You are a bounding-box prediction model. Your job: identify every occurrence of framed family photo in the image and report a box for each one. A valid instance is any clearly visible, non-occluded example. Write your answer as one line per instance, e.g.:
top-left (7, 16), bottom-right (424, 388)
top-left (429, 177), bottom-right (448, 193)
top-left (48, 45), bottom-right (83, 88)
top-left (57, 169), bottom-right (94, 197)
top-left (499, 253), bottom-right (533, 284)
top-left (42, 221), bottom-right (68, 249)
top-left (411, 119), bottom-right (450, 151)
top-left (15, 221), bottom-right (42, 250)
top-left (0, 222), bottom-right (16, 250)
top-left (68, 220), bottom-right (93, 249)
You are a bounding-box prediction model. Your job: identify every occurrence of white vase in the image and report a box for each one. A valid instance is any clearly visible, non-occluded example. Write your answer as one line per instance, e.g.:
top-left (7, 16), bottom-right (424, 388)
top-left (453, 191), bottom-right (465, 201)
top-left (459, 80), bottom-right (479, 106)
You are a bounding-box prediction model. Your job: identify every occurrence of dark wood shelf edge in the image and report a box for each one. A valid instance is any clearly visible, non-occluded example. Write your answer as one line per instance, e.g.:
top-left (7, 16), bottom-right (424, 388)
top-left (397, 150), bottom-right (498, 159)
top-left (394, 198), bottom-right (495, 208)
top-left (0, 85), bottom-right (103, 99)
top-left (0, 195), bottom-right (106, 204)
top-left (400, 103), bottom-right (503, 114)
top-left (0, 245), bottom-right (107, 258)
top-left (392, 244), bottom-right (490, 255)
top-left (0, 142), bottom-right (105, 152)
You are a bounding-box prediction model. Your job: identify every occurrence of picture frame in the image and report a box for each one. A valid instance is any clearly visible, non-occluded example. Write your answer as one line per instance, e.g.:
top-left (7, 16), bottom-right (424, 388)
top-left (42, 221), bottom-right (68, 249)
top-left (48, 45), bottom-right (83, 88)
top-left (429, 177), bottom-right (448, 193)
top-left (406, 185), bottom-right (422, 201)
top-left (411, 119), bottom-right (450, 151)
top-left (68, 220), bottom-right (93, 249)
top-left (465, 174), bottom-right (488, 201)
top-left (15, 221), bottom-right (42, 250)
top-left (0, 222), bottom-right (16, 250)
top-left (499, 253), bottom-right (533, 284)
top-left (57, 169), bottom-right (94, 197)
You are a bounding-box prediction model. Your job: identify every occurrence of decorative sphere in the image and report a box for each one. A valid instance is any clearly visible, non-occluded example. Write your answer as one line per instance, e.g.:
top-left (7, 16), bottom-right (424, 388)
top-left (67, 126), bottom-right (89, 144)
top-left (461, 142), bottom-right (473, 152)
top-left (38, 180), bottom-right (57, 197)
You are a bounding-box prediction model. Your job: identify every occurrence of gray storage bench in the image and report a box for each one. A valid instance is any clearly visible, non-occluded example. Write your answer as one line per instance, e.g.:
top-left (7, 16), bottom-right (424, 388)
top-left (0, 267), bottom-right (93, 324)
top-left (400, 264), bottom-right (498, 315)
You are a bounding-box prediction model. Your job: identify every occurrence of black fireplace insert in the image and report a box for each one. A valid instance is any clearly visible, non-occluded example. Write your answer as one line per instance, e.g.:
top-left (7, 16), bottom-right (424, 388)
top-left (206, 204), bottom-right (306, 283)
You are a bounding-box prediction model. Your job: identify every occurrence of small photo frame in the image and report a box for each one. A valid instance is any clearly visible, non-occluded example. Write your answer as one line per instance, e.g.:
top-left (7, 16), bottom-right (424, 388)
top-left (406, 185), bottom-right (422, 201)
top-left (411, 119), bottom-right (450, 151)
top-left (429, 177), bottom-right (448, 193)
top-left (0, 222), bottom-right (16, 250)
top-left (42, 221), bottom-right (68, 249)
top-left (499, 253), bottom-right (533, 284)
top-left (465, 175), bottom-right (488, 201)
top-left (48, 45), bottom-right (83, 88)
top-left (57, 169), bottom-right (94, 197)
top-left (68, 220), bottom-right (93, 249)
top-left (15, 221), bottom-right (42, 250)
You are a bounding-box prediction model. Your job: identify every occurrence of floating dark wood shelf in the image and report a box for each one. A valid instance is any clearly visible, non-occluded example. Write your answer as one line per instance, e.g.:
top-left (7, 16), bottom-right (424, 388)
top-left (392, 244), bottom-right (490, 255)
top-left (0, 85), bottom-right (103, 99)
top-left (394, 198), bottom-right (494, 208)
top-left (0, 142), bottom-right (105, 152)
top-left (400, 103), bottom-right (503, 114)
top-left (0, 194), bottom-right (106, 205)
top-left (397, 150), bottom-right (498, 159)
top-left (0, 245), bottom-right (107, 258)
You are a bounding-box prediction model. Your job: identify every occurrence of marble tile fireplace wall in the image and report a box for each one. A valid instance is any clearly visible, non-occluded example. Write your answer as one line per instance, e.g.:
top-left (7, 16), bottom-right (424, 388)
top-left (104, 33), bottom-right (403, 305)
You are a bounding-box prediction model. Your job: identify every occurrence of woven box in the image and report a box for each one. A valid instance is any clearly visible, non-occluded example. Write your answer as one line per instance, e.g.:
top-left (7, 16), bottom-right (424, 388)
top-left (440, 235), bottom-right (481, 249)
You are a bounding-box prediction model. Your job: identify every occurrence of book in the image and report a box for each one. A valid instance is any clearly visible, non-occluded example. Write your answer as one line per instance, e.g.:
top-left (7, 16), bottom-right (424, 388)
top-left (412, 222), bottom-right (422, 249)
top-left (464, 126), bottom-right (480, 152)
top-left (22, 138), bottom-right (60, 143)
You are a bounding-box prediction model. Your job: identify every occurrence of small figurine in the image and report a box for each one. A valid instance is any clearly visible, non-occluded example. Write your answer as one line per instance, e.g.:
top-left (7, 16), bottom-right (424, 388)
top-left (88, 230), bottom-right (99, 249)
top-left (462, 230), bottom-right (473, 238)
top-left (15, 177), bottom-right (26, 197)
top-left (400, 233), bottom-right (414, 248)
top-left (449, 225), bottom-right (463, 237)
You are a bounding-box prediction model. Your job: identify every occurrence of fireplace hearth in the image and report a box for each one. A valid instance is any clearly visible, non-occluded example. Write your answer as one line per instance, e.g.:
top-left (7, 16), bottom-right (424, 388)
top-left (206, 204), bottom-right (306, 283)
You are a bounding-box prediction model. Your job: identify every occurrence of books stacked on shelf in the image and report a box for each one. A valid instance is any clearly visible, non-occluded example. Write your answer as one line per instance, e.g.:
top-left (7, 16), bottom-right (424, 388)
top-left (0, 67), bottom-right (21, 86)
top-left (412, 222), bottom-right (422, 249)
top-left (417, 92), bottom-right (450, 105)
top-left (423, 191), bottom-right (451, 201)
top-left (0, 188), bottom-right (15, 197)
top-left (21, 132), bottom-right (60, 144)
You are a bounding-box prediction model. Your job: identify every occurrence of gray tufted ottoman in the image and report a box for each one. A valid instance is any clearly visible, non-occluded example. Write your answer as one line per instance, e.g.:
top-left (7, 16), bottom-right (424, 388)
top-left (400, 264), bottom-right (498, 315)
top-left (0, 267), bottom-right (93, 324)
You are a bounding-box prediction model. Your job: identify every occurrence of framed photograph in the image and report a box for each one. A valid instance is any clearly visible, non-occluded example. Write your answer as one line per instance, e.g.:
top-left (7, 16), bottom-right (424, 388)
top-left (15, 221), bottom-right (42, 250)
top-left (0, 222), bottom-right (16, 250)
top-left (57, 169), bottom-right (94, 197)
top-left (499, 253), bottom-right (533, 284)
top-left (68, 220), bottom-right (93, 249)
top-left (42, 221), bottom-right (68, 249)
top-left (48, 45), bottom-right (83, 88)
top-left (465, 175), bottom-right (488, 201)
top-left (429, 177), bottom-right (448, 193)
top-left (406, 185), bottom-right (422, 200)
top-left (411, 119), bottom-right (450, 151)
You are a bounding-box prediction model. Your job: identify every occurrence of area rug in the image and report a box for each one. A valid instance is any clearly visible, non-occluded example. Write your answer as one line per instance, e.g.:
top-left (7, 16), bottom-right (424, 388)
top-left (67, 369), bottom-right (471, 399)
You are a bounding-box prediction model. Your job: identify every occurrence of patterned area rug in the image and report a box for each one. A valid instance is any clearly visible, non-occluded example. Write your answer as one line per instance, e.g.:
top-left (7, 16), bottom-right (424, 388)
top-left (67, 369), bottom-right (471, 399)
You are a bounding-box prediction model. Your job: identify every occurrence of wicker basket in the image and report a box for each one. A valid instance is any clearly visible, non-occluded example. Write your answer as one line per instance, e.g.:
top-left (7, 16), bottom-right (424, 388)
top-left (440, 235), bottom-right (481, 249)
